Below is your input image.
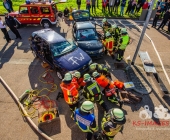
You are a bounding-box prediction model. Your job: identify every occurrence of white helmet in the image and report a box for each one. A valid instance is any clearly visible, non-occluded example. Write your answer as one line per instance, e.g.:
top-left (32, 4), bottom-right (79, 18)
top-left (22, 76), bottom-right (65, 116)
top-left (105, 32), bottom-right (111, 37)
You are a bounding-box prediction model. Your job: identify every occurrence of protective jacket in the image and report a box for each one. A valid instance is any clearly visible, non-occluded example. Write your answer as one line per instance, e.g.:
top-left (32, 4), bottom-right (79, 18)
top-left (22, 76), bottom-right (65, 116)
top-left (83, 79), bottom-right (101, 102)
top-left (102, 37), bottom-right (114, 54)
top-left (111, 28), bottom-right (121, 40)
top-left (118, 35), bottom-right (130, 50)
top-left (74, 109), bottom-right (98, 132)
top-left (101, 111), bottom-right (124, 137)
top-left (72, 77), bottom-right (85, 90)
top-left (60, 82), bottom-right (79, 105)
top-left (102, 22), bottom-right (112, 32)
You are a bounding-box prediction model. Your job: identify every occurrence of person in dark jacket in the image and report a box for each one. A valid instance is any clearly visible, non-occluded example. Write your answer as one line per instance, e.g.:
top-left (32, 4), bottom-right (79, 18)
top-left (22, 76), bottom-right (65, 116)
top-left (157, 9), bottom-right (170, 30)
top-left (3, 0), bottom-right (13, 13)
top-left (7, 0), bottom-right (13, 11)
top-left (152, 6), bottom-right (161, 28)
top-left (63, 7), bottom-right (69, 24)
top-left (91, 0), bottom-right (96, 13)
top-left (120, 0), bottom-right (126, 16)
top-left (5, 13), bottom-right (22, 39)
top-left (0, 17), bottom-right (11, 43)
top-left (114, 0), bottom-right (120, 15)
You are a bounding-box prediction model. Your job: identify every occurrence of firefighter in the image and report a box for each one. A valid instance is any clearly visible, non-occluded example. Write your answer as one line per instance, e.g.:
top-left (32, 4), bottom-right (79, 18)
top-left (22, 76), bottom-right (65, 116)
top-left (82, 73), bottom-right (109, 112)
top-left (98, 108), bottom-right (126, 140)
top-left (102, 18), bottom-right (112, 34)
top-left (60, 73), bottom-right (79, 118)
top-left (116, 28), bottom-right (130, 62)
top-left (71, 71), bottom-right (85, 90)
top-left (92, 72), bottom-right (123, 108)
top-left (89, 63), bottom-right (111, 78)
top-left (110, 24), bottom-right (121, 46)
top-left (102, 32), bottom-right (115, 59)
top-left (74, 101), bottom-right (98, 140)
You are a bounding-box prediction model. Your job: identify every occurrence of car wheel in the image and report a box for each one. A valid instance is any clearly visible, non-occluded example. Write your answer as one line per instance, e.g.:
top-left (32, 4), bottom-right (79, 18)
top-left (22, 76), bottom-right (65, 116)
top-left (56, 70), bottom-right (64, 80)
top-left (42, 20), bottom-right (51, 28)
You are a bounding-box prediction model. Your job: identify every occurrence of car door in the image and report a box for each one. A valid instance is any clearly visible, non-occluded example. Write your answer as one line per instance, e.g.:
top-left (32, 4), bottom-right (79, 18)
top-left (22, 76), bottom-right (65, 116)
top-left (30, 6), bottom-right (41, 24)
top-left (72, 24), bottom-right (77, 43)
top-left (18, 6), bottom-right (30, 24)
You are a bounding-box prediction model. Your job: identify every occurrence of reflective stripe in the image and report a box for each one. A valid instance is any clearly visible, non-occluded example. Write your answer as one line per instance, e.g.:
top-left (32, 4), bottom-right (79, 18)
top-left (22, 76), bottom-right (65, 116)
top-left (87, 82), bottom-right (100, 96)
top-left (119, 35), bottom-right (130, 50)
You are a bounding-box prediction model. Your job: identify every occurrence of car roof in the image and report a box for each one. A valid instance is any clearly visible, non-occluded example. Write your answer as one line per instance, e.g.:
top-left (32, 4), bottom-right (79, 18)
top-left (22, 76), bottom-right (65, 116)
top-left (76, 22), bottom-right (95, 30)
top-left (33, 29), bottom-right (66, 44)
top-left (20, 2), bottom-right (52, 7)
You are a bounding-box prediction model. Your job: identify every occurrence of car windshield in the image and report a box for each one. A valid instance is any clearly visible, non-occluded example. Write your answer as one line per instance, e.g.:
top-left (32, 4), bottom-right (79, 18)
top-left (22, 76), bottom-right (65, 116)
top-left (50, 41), bottom-right (77, 56)
top-left (72, 11), bottom-right (89, 20)
top-left (77, 29), bottom-right (98, 41)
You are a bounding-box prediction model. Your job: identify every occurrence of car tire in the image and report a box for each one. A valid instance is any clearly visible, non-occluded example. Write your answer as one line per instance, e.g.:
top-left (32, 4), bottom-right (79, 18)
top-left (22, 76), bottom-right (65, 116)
top-left (42, 20), bottom-right (51, 28)
top-left (56, 70), bottom-right (64, 80)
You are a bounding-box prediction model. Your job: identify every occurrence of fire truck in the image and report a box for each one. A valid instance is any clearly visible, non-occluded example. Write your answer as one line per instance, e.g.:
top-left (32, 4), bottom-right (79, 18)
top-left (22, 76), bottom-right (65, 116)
top-left (9, 1), bottom-right (58, 28)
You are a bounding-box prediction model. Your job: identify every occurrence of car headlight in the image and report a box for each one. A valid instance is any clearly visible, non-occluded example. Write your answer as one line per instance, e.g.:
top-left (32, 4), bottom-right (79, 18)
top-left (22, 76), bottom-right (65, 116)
top-left (88, 60), bottom-right (92, 65)
top-left (99, 48), bottom-right (103, 53)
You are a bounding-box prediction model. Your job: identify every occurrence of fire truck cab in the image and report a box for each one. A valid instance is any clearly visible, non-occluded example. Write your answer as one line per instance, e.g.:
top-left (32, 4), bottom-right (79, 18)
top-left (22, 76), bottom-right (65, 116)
top-left (9, 2), bottom-right (58, 28)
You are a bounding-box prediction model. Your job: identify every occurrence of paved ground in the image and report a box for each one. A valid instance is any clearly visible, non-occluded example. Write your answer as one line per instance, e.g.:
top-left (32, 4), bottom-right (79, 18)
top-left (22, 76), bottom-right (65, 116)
top-left (0, 18), bottom-right (170, 140)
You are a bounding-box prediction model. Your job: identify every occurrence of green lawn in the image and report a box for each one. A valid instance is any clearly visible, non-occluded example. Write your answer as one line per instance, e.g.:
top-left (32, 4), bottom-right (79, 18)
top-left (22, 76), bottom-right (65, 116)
top-left (0, 0), bottom-right (143, 18)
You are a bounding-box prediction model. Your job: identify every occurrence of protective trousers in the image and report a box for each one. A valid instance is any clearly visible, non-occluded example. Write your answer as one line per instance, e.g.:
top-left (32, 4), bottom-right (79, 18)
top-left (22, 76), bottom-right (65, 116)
top-left (116, 48), bottom-right (125, 61)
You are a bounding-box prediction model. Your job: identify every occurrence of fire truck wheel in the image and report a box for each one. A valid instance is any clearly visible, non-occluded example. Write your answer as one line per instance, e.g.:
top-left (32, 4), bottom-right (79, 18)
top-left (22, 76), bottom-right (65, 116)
top-left (42, 20), bottom-right (51, 28)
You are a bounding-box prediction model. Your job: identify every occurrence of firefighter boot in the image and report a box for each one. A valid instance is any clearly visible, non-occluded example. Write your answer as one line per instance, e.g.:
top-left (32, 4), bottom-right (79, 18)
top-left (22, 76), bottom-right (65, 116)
top-left (100, 102), bottom-right (109, 112)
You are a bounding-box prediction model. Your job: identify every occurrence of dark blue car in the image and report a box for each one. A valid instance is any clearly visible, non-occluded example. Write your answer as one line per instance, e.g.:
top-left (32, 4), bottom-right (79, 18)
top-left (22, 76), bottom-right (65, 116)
top-left (72, 10), bottom-right (104, 59)
top-left (30, 28), bottom-right (92, 80)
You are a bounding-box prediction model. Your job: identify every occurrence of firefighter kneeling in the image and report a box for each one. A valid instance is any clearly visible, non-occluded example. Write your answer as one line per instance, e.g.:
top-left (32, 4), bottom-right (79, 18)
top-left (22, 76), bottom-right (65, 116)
top-left (95, 108), bottom-right (126, 140)
top-left (102, 32), bottom-right (115, 59)
top-left (82, 73), bottom-right (109, 112)
top-left (92, 72), bottom-right (123, 108)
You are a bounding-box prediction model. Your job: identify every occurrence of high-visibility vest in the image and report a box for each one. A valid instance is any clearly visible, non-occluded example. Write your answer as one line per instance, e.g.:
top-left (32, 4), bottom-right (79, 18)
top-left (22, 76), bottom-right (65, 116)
top-left (101, 117), bottom-right (123, 136)
top-left (95, 75), bottom-right (109, 88)
top-left (103, 37), bottom-right (114, 51)
top-left (119, 35), bottom-right (130, 50)
top-left (60, 82), bottom-right (79, 105)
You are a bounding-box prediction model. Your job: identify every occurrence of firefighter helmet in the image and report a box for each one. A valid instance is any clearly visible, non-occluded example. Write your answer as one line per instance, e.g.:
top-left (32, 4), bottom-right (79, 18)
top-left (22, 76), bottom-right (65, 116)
top-left (110, 108), bottom-right (125, 121)
top-left (105, 32), bottom-right (111, 37)
top-left (112, 24), bottom-right (117, 29)
top-left (84, 73), bottom-right (91, 81)
top-left (73, 71), bottom-right (81, 79)
top-left (89, 63), bottom-right (97, 71)
top-left (121, 28), bottom-right (127, 34)
top-left (102, 18), bottom-right (107, 23)
top-left (81, 101), bottom-right (94, 112)
top-left (92, 71), bottom-right (100, 78)
top-left (63, 73), bottom-right (72, 81)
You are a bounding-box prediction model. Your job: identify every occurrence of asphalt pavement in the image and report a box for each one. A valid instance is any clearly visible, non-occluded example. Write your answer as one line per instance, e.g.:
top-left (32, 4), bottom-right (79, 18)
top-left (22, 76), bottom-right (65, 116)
top-left (0, 18), bottom-right (170, 140)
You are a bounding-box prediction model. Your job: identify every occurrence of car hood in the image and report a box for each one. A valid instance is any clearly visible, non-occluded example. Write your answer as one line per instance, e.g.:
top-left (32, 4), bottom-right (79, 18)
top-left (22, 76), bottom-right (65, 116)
top-left (77, 40), bottom-right (103, 51)
top-left (54, 48), bottom-right (91, 71)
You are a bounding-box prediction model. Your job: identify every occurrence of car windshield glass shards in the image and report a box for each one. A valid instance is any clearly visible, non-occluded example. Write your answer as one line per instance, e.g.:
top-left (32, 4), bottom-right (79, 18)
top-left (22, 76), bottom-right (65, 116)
top-left (77, 29), bottom-right (98, 41)
top-left (72, 11), bottom-right (89, 21)
top-left (50, 41), bottom-right (77, 56)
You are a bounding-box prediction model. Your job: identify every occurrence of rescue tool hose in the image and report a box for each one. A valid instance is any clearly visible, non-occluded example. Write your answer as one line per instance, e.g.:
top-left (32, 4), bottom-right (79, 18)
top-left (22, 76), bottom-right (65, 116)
top-left (0, 76), bottom-right (53, 140)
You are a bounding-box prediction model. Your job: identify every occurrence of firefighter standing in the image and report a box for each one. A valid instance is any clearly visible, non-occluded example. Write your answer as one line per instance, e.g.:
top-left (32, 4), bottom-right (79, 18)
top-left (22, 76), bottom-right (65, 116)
top-left (116, 28), bottom-right (130, 62)
top-left (102, 18), bottom-right (112, 34)
top-left (60, 73), bottom-right (79, 118)
top-left (92, 72), bottom-right (123, 108)
top-left (74, 101), bottom-right (98, 140)
top-left (102, 32), bottom-right (115, 59)
top-left (95, 108), bottom-right (126, 140)
top-left (82, 74), bottom-right (109, 112)
top-left (110, 24), bottom-right (121, 46)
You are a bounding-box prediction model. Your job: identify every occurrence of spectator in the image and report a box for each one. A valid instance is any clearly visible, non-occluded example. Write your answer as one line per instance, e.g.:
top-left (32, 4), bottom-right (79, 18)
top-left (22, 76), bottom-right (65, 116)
top-left (77, 0), bottom-right (81, 10)
top-left (156, 0), bottom-right (161, 9)
top-left (157, 9), bottom-right (170, 30)
top-left (7, 0), bottom-right (13, 11)
top-left (109, 0), bottom-right (116, 14)
top-left (130, 0), bottom-right (137, 15)
top-left (126, 0), bottom-right (133, 15)
top-left (152, 6), bottom-right (161, 28)
top-left (160, 0), bottom-right (166, 13)
top-left (135, 0), bottom-right (142, 14)
top-left (63, 7), bottom-right (69, 24)
top-left (148, 0), bottom-right (153, 9)
top-left (106, 0), bottom-right (110, 12)
top-left (5, 13), bottom-right (22, 39)
top-left (114, 0), bottom-right (120, 14)
top-left (91, 0), bottom-right (96, 13)
top-left (0, 17), bottom-right (11, 43)
top-left (86, 0), bottom-right (91, 12)
top-left (142, 0), bottom-right (149, 9)
top-left (141, 0), bottom-right (146, 6)
top-left (102, 0), bottom-right (107, 13)
top-left (3, 0), bottom-right (13, 13)
top-left (120, 0), bottom-right (126, 16)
